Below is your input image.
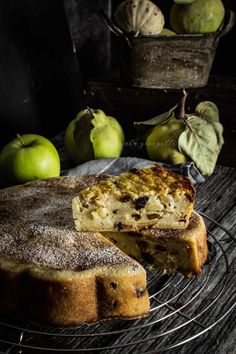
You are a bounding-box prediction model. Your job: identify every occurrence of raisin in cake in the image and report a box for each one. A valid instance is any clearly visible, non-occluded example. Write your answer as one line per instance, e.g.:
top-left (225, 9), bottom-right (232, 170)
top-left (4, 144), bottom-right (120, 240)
top-left (72, 164), bottom-right (195, 232)
top-left (102, 211), bottom-right (208, 277)
top-left (0, 176), bottom-right (149, 326)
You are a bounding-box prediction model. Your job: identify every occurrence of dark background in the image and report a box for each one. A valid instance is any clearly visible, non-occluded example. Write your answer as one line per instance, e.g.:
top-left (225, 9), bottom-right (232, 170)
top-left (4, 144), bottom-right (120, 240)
top-left (0, 0), bottom-right (235, 162)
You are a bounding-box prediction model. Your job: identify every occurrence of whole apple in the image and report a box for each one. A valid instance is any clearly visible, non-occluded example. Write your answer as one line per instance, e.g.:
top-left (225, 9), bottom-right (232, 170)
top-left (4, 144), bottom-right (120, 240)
top-left (0, 134), bottom-right (60, 187)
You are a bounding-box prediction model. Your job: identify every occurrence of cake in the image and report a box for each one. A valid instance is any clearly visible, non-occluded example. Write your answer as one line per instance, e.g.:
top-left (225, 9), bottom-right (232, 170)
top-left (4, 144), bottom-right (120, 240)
top-left (0, 176), bottom-right (149, 326)
top-left (72, 164), bottom-right (196, 233)
top-left (0, 166), bottom-right (207, 327)
top-left (102, 211), bottom-right (208, 277)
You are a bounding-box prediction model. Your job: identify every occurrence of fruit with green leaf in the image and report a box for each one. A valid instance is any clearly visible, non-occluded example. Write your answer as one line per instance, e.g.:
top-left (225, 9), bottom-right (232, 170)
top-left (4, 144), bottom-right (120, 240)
top-left (64, 108), bottom-right (125, 164)
top-left (134, 91), bottom-right (224, 176)
top-left (170, 0), bottom-right (225, 34)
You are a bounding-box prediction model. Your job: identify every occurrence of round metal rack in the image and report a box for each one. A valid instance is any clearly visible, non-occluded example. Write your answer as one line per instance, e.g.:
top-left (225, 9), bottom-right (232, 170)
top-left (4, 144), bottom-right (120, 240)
top-left (0, 212), bottom-right (235, 353)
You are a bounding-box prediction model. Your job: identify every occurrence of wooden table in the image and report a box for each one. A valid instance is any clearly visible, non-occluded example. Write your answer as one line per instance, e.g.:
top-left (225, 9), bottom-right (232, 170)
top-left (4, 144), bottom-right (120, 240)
top-left (0, 165), bottom-right (235, 354)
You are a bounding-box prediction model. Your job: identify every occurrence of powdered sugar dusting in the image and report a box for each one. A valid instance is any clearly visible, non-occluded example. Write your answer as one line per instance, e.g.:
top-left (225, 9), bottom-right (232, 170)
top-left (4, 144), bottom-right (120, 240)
top-left (0, 176), bottom-right (139, 271)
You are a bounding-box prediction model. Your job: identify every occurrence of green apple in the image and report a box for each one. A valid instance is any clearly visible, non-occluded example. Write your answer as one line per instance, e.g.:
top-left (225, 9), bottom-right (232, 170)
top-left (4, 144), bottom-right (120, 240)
top-left (64, 108), bottom-right (125, 164)
top-left (146, 118), bottom-right (188, 164)
top-left (0, 134), bottom-right (60, 187)
top-left (170, 0), bottom-right (225, 34)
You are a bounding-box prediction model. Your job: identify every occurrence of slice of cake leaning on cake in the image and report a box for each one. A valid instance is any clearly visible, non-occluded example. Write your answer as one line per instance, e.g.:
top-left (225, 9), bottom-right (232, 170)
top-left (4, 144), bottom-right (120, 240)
top-left (72, 164), bottom-right (196, 232)
top-left (72, 164), bottom-right (208, 277)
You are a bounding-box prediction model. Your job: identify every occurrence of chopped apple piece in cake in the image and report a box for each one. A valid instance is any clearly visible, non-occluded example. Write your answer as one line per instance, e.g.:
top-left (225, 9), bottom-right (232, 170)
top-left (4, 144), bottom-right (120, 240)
top-left (72, 164), bottom-right (196, 232)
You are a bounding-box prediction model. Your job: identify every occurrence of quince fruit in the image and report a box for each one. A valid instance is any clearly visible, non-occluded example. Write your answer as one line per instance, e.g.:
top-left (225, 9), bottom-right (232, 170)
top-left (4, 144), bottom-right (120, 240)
top-left (146, 118), bottom-right (188, 164)
top-left (174, 0), bottom-right (195, 3)
top-left (65, 108), bottom-right (125, 164)
top-left (170, 0), bottom-right (225, 34)
top-left (160, 28), bottom-right (177, 36)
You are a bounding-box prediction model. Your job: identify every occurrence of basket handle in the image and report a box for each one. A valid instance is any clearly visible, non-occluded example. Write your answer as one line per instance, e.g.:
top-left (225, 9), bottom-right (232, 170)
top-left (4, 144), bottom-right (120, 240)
top-left (217, 9), bottom-right (236, 39)
top-left (98, 9), bottom-right (132, 48)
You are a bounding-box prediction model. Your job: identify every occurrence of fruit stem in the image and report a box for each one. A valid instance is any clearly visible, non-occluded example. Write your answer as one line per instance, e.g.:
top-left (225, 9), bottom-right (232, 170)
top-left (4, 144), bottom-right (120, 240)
top-left (86, 106), bottom-right (94, 119)
top-left (177, 89), bottom-right (188, 120)
top-left (16, 133), bottom-right (25, 147)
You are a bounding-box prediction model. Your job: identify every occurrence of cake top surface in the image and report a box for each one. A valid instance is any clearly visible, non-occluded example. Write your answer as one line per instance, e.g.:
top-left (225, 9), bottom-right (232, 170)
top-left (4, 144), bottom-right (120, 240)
top-left (77, 164), bottom-right (196, 203)
top-left (0, 175), bottom-right (140, 272)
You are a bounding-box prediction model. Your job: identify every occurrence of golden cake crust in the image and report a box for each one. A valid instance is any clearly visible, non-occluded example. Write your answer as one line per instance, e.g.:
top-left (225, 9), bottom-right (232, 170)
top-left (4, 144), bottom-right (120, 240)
top-left (0, 176), bottom-right (149, 326)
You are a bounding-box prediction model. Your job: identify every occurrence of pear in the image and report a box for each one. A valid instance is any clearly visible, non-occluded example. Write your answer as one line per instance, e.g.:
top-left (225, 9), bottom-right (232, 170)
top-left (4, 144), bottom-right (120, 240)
top-left (65, 109), bottom-right (125, 164)
top-left (146, 118), bottom-right (188, 164)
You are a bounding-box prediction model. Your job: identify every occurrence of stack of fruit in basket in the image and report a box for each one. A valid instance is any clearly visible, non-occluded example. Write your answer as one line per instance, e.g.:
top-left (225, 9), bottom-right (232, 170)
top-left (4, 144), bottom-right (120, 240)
top-left (113, 0), bottom-right (226, 36)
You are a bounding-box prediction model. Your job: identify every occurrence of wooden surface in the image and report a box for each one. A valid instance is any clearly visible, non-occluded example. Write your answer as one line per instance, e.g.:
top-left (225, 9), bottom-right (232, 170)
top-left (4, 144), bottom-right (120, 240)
top-left (0, 165), bottom-right (235, 354)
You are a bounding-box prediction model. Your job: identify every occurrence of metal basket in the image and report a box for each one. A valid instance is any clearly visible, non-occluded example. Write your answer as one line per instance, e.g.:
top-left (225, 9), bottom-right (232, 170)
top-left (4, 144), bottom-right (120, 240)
top-left (101, 9), bottom-right (235, 89)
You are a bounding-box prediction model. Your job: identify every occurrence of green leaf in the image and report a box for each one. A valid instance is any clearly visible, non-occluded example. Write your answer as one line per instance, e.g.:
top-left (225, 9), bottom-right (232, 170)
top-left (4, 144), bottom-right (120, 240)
top-left (195, 101), bottom-right (224, 151)
top-left (134, 106), bottom-right (177, 140)
top-left (178, 115), bottom-right (220, 176)
top-left (211, 122), bottom-right (224, 151)
top-left (195, 101), bottom-right (219, 123)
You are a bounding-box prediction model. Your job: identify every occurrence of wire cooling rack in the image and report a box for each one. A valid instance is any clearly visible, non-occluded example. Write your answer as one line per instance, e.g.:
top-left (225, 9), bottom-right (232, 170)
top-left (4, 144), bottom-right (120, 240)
top-left (0, 212), bottom-right (235, 354)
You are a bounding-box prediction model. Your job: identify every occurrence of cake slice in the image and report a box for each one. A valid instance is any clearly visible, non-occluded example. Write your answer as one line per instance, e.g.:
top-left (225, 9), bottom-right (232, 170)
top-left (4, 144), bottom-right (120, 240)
top-left (72, 164), bottom-right (196, 232)
top-left (0, 176), bottom-right (149, 326)
top-left (102, 211), bottom-right (208, 277)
